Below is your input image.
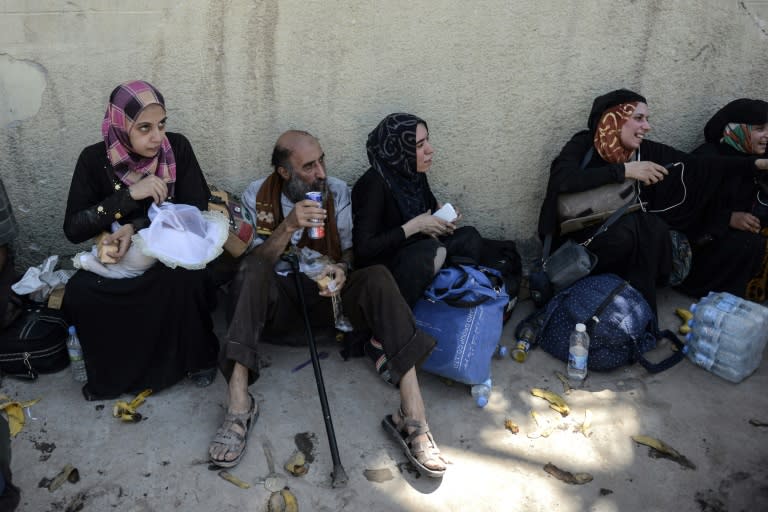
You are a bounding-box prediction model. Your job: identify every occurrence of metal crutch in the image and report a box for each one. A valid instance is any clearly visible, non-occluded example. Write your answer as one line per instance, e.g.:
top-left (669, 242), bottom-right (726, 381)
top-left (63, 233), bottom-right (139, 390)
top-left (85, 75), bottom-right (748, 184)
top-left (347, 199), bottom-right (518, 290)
top-left (281, 252), bottom-right (348, 488)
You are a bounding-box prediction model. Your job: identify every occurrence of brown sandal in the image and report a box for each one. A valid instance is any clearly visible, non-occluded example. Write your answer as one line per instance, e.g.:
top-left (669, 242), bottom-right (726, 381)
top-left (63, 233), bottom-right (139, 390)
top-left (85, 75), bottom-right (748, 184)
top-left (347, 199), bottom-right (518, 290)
top-left (382, 407), bottom-right (447, 478)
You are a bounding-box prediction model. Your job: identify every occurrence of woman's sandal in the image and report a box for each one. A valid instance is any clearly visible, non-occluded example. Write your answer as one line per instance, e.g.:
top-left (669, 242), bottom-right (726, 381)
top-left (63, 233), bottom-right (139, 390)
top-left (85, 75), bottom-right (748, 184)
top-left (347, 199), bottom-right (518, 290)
top-left (209, 393), bottom-right (258, 468)
top-left (382, 407), bottom-right (447, 478)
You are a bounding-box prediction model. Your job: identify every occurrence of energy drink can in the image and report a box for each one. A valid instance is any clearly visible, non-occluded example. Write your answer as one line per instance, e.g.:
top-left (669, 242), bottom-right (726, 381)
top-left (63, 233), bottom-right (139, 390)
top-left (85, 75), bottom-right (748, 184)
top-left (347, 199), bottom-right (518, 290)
top-left (305, 191), bottom-right (325, 239)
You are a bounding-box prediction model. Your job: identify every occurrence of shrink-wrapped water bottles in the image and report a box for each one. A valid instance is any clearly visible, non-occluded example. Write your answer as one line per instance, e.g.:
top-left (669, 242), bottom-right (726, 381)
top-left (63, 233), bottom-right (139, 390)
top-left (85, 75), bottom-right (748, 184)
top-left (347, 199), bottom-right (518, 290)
top-left (685, 292), bottom-right (768, 383)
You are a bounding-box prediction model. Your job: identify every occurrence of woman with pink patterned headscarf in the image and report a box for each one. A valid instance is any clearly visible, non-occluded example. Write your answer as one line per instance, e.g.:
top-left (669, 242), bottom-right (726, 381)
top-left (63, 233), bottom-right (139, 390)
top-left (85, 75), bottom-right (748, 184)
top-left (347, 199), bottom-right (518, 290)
top-left (63, 80), bottom-right (219, 401)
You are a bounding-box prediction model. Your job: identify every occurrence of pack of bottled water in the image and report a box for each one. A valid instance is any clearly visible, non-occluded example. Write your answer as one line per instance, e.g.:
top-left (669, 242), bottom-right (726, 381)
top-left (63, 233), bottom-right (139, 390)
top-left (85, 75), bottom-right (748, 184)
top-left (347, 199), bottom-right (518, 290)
top-left (685, 292), bottom-right (768, 383)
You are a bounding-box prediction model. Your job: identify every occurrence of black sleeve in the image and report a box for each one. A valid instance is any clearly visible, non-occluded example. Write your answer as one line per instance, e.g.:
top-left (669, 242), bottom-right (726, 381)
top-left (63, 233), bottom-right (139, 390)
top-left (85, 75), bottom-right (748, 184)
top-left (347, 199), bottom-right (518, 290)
top-left (547, 131), bottom-right (626, 196)
top-left (168, 133), bottom-right (211, 210)
top-left (351, 170), bottom-right (406, 265)
top-left (641, 140), bottom-right (758, 233)
top-left (63, 145), bottom-right (144, 243)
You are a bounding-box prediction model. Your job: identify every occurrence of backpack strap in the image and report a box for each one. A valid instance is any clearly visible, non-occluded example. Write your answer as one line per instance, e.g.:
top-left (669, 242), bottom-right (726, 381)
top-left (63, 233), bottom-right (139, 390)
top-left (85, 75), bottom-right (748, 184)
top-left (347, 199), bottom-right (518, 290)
top-left (585, 280), bottom-right (627, 331)
top-left (635, 329), bottom-right (686, 373)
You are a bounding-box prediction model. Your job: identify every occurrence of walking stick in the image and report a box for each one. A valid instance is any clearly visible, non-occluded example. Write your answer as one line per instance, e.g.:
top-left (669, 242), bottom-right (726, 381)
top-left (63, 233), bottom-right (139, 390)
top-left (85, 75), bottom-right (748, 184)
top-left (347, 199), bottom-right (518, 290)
top-left (282, 252), bottom-right (348, 488)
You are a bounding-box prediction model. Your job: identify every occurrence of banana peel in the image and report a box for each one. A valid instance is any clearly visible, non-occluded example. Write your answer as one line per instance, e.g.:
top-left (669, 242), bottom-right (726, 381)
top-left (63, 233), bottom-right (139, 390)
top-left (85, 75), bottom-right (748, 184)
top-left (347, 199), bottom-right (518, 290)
top-left (632, 435), bottom-right (696, 470)
top-left (112, 389), bottom-right (152, 423)
top-left (268, 488), bottom-right (299, 512)
top-left (284, 450), bottom-right (309, 476)
top-left (554, 371), bottom-right (572, 394)
top-left (675, 308), bottom-right (693, 335)
top-left (218, 470), bottom-right (251, 489)
top-left (0, 395), bottom-right (41, 436)
top-left (531, 388), bottom-right (570, 416)
top-left (543, 462), bottom-right (593, 485)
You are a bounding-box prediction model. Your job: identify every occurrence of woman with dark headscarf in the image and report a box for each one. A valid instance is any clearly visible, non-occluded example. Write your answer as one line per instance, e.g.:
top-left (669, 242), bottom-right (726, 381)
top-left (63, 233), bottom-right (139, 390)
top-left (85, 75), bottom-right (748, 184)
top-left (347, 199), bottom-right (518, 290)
top-left (352, 113), bottom-right (483, 306)
top-left (539, 89), bottom-right (768, 313)
top-left (678, 99), bottom-right (768, 299)
top-left (63, 80), bottom-right (219, 400)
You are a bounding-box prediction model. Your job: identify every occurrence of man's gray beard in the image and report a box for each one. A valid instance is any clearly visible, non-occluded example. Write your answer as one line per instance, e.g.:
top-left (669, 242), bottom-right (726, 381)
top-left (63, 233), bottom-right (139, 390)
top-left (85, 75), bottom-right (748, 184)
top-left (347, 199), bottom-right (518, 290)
top-left (284, 174), bottom-right (326, 203)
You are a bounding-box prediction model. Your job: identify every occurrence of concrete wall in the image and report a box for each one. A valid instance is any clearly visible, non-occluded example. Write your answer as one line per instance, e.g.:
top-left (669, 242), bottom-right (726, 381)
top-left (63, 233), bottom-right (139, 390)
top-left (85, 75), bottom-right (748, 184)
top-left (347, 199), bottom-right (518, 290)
top-left (1, 0), bottom-right (767, 267)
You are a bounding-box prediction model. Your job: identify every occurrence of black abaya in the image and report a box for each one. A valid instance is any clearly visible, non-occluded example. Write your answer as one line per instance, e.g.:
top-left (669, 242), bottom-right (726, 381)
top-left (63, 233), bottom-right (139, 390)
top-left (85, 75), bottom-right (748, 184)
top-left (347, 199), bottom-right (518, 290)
top-left (62, 132), bottom-right (219, 397)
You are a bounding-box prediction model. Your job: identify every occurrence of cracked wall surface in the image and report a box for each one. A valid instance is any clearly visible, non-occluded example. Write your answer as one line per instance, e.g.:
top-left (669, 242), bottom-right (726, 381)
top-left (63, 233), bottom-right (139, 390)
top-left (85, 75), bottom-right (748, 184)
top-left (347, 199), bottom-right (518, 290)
top-left (0, 0), bottom-right (767, 267)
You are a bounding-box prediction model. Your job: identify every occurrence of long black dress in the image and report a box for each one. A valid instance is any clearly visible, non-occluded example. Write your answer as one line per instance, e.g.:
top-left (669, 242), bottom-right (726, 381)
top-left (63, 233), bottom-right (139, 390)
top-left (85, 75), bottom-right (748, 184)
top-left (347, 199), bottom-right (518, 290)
top-left (62, 132), bottom-right (219, 398)
top-left (676, 142), bottom-right (766, 299)
top-left (539, 130), bottom-right (758, 313)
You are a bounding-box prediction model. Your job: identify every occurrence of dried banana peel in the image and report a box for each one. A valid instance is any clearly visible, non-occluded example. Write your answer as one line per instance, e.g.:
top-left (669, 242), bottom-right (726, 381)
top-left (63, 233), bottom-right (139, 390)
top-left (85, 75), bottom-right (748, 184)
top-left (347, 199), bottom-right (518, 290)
top-left (632, 435), bottom-right (696, 470)
top-left (580, 409), bottom-right (593, 437)
top-left (531, 388), bottom-right (570, 416)
top-left (268, 488), bottom-right (299, 512)
top-left (47, 464), bottom-right (79, 492)
top-left (543, 462), bottom-right (593, 484)
top-left (218, 470), bottom-right (251, 489)
top-left (112, 389), bottom-right (152, 423)
top-left (554, 372), bottom-right (572, 394)
top-left (504, 419), bottom-right (520, 434)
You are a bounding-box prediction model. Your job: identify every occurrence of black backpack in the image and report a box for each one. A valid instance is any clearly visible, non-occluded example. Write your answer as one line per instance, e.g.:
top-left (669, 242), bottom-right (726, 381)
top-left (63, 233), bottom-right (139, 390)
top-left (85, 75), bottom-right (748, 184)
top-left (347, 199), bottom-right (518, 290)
top-left (0, 305), bottom-right (69, 380)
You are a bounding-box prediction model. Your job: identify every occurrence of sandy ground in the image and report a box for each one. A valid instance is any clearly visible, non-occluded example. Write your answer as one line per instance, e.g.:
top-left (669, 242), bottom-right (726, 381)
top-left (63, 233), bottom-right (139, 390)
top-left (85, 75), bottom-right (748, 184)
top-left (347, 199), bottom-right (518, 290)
top-left (3, 285), bottom-right (768, 512)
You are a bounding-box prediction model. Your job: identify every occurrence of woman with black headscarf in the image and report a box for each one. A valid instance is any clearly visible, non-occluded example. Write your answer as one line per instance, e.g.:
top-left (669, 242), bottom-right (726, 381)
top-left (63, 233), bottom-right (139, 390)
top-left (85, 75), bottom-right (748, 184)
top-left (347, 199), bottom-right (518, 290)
top-left (539, 89), bottom-right (768, 313)
top-left (352, 113), bottom-right (483, 307)
top-left (678, 99), bottom-right (768, 300)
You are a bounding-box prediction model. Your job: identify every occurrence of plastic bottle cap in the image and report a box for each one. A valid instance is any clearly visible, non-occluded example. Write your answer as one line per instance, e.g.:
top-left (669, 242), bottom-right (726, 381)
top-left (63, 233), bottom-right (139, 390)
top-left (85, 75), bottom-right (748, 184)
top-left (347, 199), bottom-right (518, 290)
top-left (68, 325), bottom-right (76, 335)
top-left (575, 323), bottom-right (586, 332)
top-left (476, 396), bottom-right (489, 408)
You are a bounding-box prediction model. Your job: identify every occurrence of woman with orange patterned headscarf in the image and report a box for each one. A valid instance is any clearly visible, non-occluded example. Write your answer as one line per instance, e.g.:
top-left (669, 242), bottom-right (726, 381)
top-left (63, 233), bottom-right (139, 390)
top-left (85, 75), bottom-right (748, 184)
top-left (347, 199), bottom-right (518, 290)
top-left (538, 89), bottom-right (768, 313)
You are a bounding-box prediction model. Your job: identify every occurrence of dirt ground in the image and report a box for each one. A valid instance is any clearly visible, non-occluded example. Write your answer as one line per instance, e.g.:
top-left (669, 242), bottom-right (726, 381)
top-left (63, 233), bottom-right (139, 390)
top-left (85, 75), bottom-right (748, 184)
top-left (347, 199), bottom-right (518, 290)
top-left (3, 286), bottom-right (768, 512)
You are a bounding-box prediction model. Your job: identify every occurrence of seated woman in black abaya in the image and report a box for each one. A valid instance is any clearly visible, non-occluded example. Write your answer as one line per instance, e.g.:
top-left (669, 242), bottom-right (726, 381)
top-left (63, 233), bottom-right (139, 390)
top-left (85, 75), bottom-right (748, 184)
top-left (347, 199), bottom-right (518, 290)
top-left (539, 89), bottom-right (768, 313)
top-left (352, 113), bottom-right (483, 307)
top-left (678, 99), bottom-right (768, 300)
top-left (63, 80), bottom-right (219, 400)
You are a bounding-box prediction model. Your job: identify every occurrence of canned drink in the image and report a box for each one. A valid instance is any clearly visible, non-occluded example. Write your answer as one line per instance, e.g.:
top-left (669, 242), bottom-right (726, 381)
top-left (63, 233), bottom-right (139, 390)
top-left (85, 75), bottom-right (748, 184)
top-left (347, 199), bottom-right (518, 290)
top-left (305, 191), bottom-right (325, 239)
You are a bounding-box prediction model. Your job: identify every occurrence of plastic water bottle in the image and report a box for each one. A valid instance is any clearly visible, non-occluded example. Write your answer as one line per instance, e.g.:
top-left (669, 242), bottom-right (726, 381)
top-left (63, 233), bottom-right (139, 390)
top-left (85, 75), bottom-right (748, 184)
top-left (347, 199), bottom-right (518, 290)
top-left (67, 326), bottom-right (88, 383)
top-left (493, 344), bottom-right (509, 359)
top-left (567, 323), bottom-right (589, 381)
top-left (512, 323), bottom-right (536, 363)
top-left (471, 378), bottom-right (492, 408)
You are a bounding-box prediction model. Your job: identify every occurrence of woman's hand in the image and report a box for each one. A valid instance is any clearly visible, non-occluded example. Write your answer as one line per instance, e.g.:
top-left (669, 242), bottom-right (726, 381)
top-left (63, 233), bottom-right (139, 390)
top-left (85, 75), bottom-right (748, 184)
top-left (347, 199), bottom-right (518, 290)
top-left (624, 161), bottom-right (668, 185)
top-left (755, 159), bottom-right (768, 171)
top-left (101, 224), bottom-right (135, 262)
top-left (730, 211), bottom-right (761, 233)
top-left (315, 263), bottom-right (346, 297)
top-left (403, 211), bottom-right (455, 238)
top-left (129, 175), bottom-right (170, 204)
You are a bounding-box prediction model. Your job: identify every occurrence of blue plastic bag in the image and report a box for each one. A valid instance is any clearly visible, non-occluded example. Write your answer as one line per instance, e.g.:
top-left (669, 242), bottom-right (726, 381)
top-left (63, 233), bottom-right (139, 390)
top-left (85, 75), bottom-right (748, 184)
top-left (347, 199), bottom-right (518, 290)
top-left (414, 265), bottom-right (509, 385)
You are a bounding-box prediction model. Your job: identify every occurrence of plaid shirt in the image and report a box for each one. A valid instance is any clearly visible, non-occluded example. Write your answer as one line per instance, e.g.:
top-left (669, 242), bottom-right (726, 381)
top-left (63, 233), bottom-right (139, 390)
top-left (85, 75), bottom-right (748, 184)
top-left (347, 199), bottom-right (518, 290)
top-left (0, 178), bottom-right (18, 246)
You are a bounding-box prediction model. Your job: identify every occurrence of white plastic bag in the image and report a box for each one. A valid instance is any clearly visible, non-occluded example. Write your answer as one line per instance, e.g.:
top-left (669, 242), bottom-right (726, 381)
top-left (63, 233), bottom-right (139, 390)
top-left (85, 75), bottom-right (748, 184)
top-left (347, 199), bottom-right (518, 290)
top-left (11, 255), bottom-right (76, 302)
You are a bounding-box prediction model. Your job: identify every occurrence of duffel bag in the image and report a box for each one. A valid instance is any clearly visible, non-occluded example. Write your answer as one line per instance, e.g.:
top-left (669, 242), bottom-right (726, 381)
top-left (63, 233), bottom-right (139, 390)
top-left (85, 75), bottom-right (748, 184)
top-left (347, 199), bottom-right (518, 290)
top-left (0, 306), bottom-right (69, 380)
top-left (521, 273), bottom-right (684, 372)
top-left (415, 265), bottom-right (509, 385)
